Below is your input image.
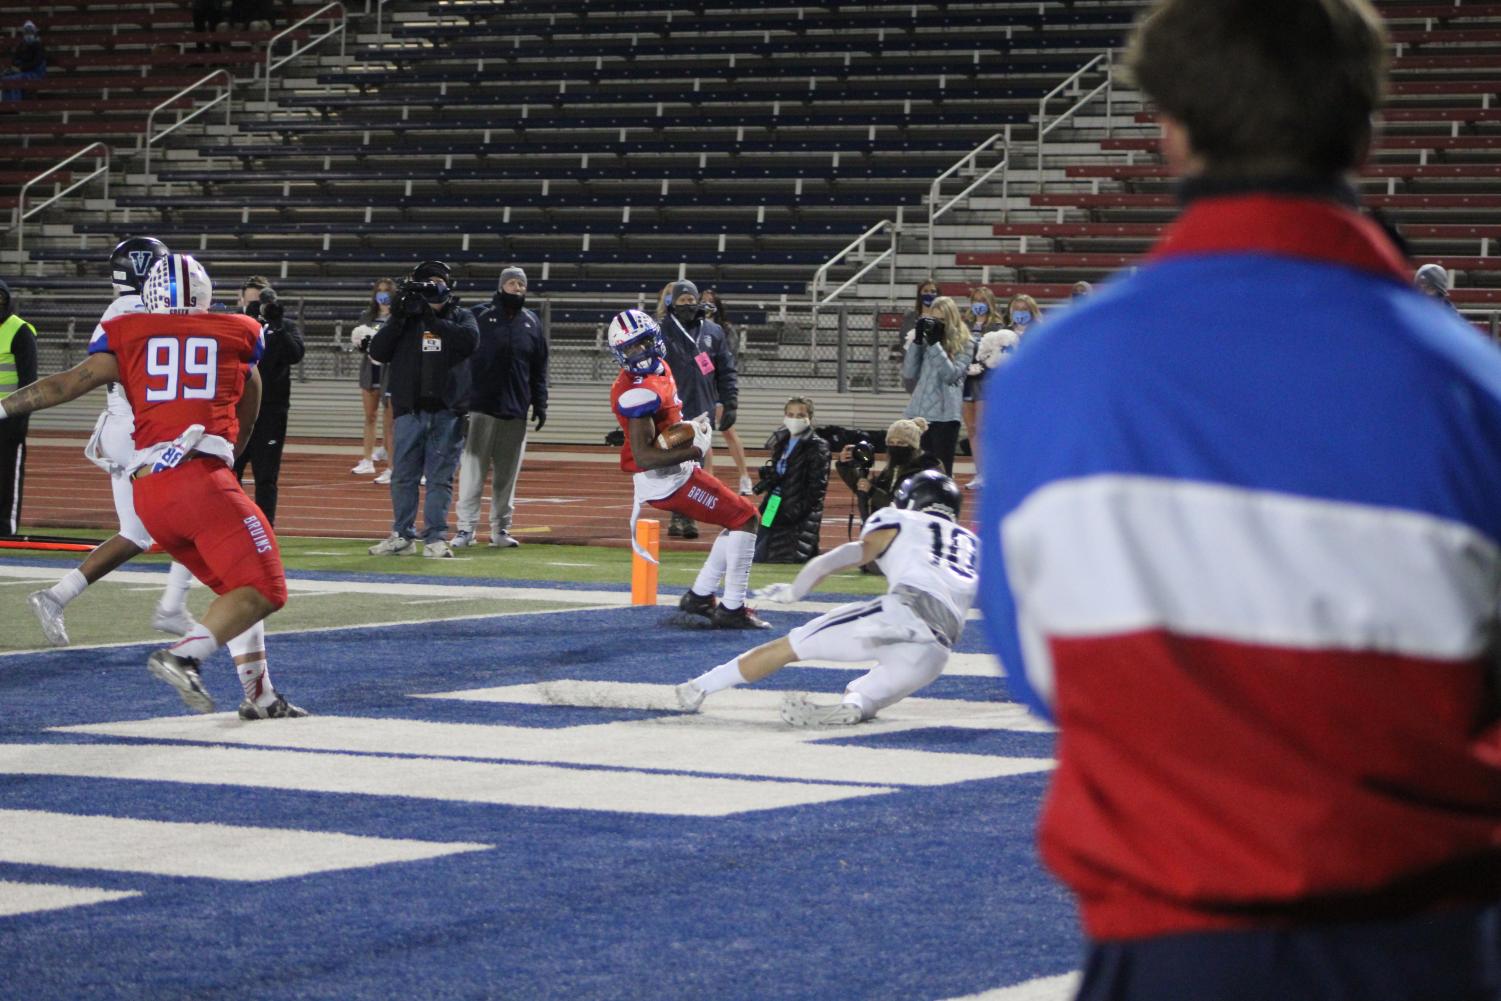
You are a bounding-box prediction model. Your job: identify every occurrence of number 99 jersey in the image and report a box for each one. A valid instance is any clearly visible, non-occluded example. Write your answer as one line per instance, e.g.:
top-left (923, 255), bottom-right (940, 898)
top-left (92, 311), bottom-right (264, 459)
top-left (862, 506), bottom-right (980, 626)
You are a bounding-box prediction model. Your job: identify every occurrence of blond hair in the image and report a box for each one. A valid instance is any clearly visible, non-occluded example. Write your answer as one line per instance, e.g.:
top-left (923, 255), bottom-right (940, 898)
top-left (930, 297), bottom-right (972, 358)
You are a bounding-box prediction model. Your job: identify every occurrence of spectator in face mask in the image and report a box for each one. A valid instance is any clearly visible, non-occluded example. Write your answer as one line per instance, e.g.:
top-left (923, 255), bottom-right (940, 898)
top-left (1005, 293), bottom-right (1043, 334)
top-left (233, 276), bottom-right (304, 524)
top-left (896, 278), bottom-right (942, 362)
top-left (962, 287), bottom-right (1003, 491)
top-left (453, 265), bottom-right (548, 549)
top-left (658, 278), bottom-right (736, 540)
top-left (835, 417), bottom-right (943, 520)
top-left (901, 296), bottom-right (974, 475)
top-left (351, 278), bottom-right (396, 478)
top-left (752, 396), bottom-right (830, 564)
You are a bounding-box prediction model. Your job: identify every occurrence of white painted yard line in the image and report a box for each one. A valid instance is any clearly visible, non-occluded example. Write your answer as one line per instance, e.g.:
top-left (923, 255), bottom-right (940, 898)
top-left (0, 807), bottom-right (490, 881)
top-left (0, 880), bottom-right (143, 918)
top-left (58, 713), bottom-right (1053, 786)
top-left (0, 743), bottom-right (891, 818)
top-left (945, 972), bottom-right (1081, 1001)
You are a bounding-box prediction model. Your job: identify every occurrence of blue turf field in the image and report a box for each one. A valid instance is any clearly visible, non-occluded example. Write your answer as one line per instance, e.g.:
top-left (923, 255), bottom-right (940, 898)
top-left (0, 594), bottom-right (1080, 1000)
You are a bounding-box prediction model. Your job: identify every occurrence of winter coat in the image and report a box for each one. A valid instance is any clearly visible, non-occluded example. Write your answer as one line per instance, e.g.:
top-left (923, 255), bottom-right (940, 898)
top-left (368, 301), bottom-right (479, 416)
top-left (661, 313), bottom-right (736, 427)
top-left (903, 337), bottom-right (974, 424)
top-left (753, 428), bottom-right (830, 564)
top-left (466, 297), bottom-right (548, 421)
top-left (835, 449), bottom-right (944, 516)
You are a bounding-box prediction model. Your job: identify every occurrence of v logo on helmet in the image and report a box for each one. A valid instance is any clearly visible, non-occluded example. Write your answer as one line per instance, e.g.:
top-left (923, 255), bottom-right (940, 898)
top-left (128, 251), bottom-right (155, 276)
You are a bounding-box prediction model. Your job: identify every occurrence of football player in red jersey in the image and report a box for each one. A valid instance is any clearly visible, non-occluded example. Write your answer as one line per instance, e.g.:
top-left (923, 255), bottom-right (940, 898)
top-left (608, 309), bottom-right (768, 629)
top-left (0, 254), bottom-right (306, 718)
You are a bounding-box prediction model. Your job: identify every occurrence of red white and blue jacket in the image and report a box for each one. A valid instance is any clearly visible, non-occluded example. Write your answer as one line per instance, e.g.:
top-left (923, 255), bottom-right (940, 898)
top-left (979, 191), bottom-right (1501, 941)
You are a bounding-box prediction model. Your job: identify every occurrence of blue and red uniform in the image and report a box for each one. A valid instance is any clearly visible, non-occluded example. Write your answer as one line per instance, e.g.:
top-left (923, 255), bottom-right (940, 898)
top-left (980, 191), bottom-right (1501, 995)
top-left (94, 311), bottom-right (287, 607)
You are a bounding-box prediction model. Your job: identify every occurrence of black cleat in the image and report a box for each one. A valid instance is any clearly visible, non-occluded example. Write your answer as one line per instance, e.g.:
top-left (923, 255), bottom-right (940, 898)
top-left (238, 694), bottom-right (310, 720)
top-left (713, 604), bottom-right (772, 630)
top-left (678, 589), bottom-right (718, 619)
top-left (147, 650), bottom-right (214, 714)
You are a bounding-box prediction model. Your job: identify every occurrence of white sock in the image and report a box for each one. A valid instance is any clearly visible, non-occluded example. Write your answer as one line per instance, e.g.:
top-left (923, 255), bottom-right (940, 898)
top-left (168, 628), bottom-right (219, 663)
top-left (692, 530), bottom-right (731, 597)
top-left (693, 657), bottom-right (747, 695)
top-left (227, 622), bottom-right (276, 707)
top-left (157, 562), bottom-right (194, 614)
top-left (47, 569), bottom-right (88, 608)
top-left (720, 530), bottom-right (756, 609)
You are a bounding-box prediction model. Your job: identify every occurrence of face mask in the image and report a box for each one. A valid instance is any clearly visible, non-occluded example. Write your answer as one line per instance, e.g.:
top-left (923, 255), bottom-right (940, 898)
top-left (1011, 310), bottom-right (1033, 327)
top-left (783, 417), bottom-right (810, 436)
top-left (375, 291), bottom-right (391, 306)
top-left (888, 445), bottom-right (916, 465)
top-left (244, 300), bottom-right (261, 319)
top-left (970, 302), bottom-right (988, 316)
top-left (673, 303), bottom-right (700, 324)
top-left (500, 291), bottom-right (526, 311)
top-left (920, 292), bottom-right (937, 307)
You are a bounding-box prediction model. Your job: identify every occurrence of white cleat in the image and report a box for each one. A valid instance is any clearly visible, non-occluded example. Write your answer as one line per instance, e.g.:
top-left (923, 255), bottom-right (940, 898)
top-left (26, 590), bottom-right (69, 647)
top-left (779, 693), bottom-right (864, 727)
top-left (151, 605), bottom-right (199, 637)
top-left (147, 650), bottom-right (215, 714)
top-left (674, 681), bottom-right (706, 713)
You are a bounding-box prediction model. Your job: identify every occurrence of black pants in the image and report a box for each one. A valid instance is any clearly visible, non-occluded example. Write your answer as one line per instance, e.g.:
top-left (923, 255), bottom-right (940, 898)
top-left (0, 422), bottom-right (25, 536)
top-left (234, 407), bottom-right (288, 525)
top-left (921, 420), bottom-right (962, 476)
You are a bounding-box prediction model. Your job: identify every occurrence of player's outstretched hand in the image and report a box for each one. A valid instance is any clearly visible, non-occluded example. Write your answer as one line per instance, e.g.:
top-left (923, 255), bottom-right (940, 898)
top-left (754, 582), bottom-right (796, 604)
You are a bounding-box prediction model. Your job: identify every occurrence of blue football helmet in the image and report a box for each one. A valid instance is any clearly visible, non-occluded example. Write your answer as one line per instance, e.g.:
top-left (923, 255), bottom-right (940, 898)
top-left (608, 309), bottom-right (665, 375)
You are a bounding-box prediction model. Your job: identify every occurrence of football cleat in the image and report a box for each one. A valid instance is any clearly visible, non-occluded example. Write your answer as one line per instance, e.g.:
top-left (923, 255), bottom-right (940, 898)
top-left (678, 589), bottom-right (718, 619)
top-left (674, 681), bottom-right (706, 713)
top-left (713, 604), bottom-right (771, 630)
top-left (238, 694), bottom-right (309, 720)
top-left (147, 650), bottom-right (214, 714)
top-left (26, 590), bottom-right (69, 647)
top-left (151, 604), bottom-right (198, 637)
top-left (779, 693), bottom-right (864, 727)
top-left (368, 533), bottom-right (415, 556)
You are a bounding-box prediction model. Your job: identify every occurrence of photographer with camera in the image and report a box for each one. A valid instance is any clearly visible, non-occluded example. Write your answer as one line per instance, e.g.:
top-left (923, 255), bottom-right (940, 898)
top-left (752, 396), bottom-right (829, 564)
top-left (658, 278), bottom-right (736, 540)
top-left (901, 296), bottom-right (973, 475)
top-left (366, 260), bottom-right (479, 559)
top-left (350, 278), bottom-right (397, 479)
top-left (835, 418), bottom-right (943, 523)
top-left (233, 276), bottom-right (304, 524)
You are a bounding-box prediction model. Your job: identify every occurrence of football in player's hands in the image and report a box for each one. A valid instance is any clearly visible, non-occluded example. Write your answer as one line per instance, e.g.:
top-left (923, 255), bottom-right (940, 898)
top-left (755, 582), bottom-right (796, 604)
top-left (655, 421), bottom-right (697, 450)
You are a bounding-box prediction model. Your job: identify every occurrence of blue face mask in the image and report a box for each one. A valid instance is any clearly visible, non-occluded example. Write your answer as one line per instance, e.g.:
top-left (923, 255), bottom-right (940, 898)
top-left (970, 302), bottom-right (988, 316)
top-left (920, 292), bottom-right (937, 307)
top-left (1012, 310), bottom-right (1033, 327)
top-left (375, 291), bottom-right (391, 306)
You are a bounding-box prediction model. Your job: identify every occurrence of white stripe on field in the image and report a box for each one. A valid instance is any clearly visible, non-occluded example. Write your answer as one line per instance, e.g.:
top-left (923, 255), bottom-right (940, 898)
top-left (945, 972), bottom-right (1081, 1001)
top-left (0, 880), bottom-right (142, 918)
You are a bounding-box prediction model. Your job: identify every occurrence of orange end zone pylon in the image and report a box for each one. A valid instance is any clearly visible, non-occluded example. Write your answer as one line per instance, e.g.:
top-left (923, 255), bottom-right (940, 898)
top-left (631, 519), bottom-right (660, 606)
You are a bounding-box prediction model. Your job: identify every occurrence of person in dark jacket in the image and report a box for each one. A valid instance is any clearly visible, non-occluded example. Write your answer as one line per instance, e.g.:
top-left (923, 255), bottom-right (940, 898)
top-left (659, 278), bottom-right (735, 539)
top-left (3, 21), bottom-right (45, 101)
top-left (454, 265), bottom-right (547, 549)
top-left (232, 276), bottom-right (303, 525)
top-left (0, 278), bottom-right (38, 534)
top-left (366, 260), bottom-right (479, 558)
top-left (835, 417), bottom-right (944, 520)
top-left (753, 397), bottom-right (830, 564)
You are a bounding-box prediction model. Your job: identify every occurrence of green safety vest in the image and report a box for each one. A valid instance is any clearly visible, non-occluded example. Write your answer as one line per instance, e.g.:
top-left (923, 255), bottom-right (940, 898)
top-left (0, 314), bottom-right (34, 400)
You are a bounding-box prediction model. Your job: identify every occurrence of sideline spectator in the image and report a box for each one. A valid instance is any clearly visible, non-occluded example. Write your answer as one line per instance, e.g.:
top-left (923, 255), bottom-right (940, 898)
top-left (454, 266), bottom-right (547, 549)
top-left (659, 278), bottom-right (734, 540)
top-left (701, 287), bottom-right (753, 495)
top-left (901, 296), bottom-right (973, 475)
top-left (1414, 263), bottom-right (1460, 314)
top-left (894, 278), bottom-right (941, 363)
top-left (366, 261), bottom-right (478, 559)
top-left (962, 287), bottom-right (1003, 490)
top-left (350, 278), bottom-right (396, 477)
top-left (981, 1), bottom-right (1501, 997)
top-left (233, 276), bottom-right (303, 525)
top-left (2, 21), bottom-right (44, 101)
top-left (0, 278), bottom-right (38, 534)
top-left (835, 417), bottom-right (942, 521)
top-left (752, 396), bottom-right (829, 564)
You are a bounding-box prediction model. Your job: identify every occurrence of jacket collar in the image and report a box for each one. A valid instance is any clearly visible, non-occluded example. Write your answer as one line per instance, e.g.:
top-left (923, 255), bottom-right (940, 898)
top-left (1150, 180), bottom-right (1409, 283)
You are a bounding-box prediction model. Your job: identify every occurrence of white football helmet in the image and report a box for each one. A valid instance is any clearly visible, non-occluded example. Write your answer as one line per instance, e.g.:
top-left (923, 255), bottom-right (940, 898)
top-left (142, 254), bottom-right (213, 314)
top-left (607, 309), bottom-right (665, 375)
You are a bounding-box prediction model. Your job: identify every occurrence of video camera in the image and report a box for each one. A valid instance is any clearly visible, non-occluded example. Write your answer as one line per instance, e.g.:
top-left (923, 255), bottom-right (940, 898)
top-left (246, 286), bottom-right (285, 328)
top-left (397, 279), bottom-right (451, 317)
top-left (915, 315), bottom-right (946, 345)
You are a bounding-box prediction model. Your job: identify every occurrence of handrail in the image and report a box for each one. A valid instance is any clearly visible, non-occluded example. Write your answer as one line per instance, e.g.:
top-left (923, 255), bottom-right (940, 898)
top-left (809, 218), bottom-right (898, 370)
top-left (811, 218), bottom-right (896, 306)
top-left (143, 70), bottom-right (233, 178)
top-left (266, 2), bottom-right (348, 104)
top-left (15, 143), bottom-right (110, 254)
top-left (365, 0), bottom-right (393, 35)
top-left (1037, 50), bottom-right (1114, 190)
top-left (927, 126), bottom-right (1011, 273)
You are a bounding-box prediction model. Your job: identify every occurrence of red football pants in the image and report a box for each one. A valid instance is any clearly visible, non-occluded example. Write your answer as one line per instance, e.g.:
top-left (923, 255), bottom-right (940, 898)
top-left (648, 467), bottom-right (758, 529)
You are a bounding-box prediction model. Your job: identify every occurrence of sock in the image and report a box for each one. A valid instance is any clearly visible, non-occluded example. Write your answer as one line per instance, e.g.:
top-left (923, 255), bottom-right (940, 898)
top-left (157, 562), bottom-right (194, 614)
top-left (693, 657), bottom-right (747, 695)
top-left (692, 530), bottom-right (731, 597)
top-left (168, 628), bottom-right (218, 663)
top-left (719, 530), bottom-right (756, 609)
top-left (227, 622), bottom-right (276, 706)
top-left (47, 569), bottom-right (88, 608)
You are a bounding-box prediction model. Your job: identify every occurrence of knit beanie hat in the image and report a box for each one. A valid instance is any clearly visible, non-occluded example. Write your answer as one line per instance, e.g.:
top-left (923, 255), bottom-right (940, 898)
top-left (667, 279), bottom-right (699, 304)
top-left (886, 417), bottom-right (928, 449)
top-left (498, 266), bottom-right (527, 290)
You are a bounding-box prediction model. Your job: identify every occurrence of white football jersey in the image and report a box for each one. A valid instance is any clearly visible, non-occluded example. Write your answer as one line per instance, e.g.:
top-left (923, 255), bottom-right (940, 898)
top-left (92, 294), bottom-right (147, 418)
top-left (862, 506), bottom-right (980, 626)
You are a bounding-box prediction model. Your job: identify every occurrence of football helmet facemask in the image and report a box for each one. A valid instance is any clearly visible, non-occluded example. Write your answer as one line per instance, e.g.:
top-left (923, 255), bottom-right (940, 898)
top-left (608, 309), bottom-right (665, 375)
